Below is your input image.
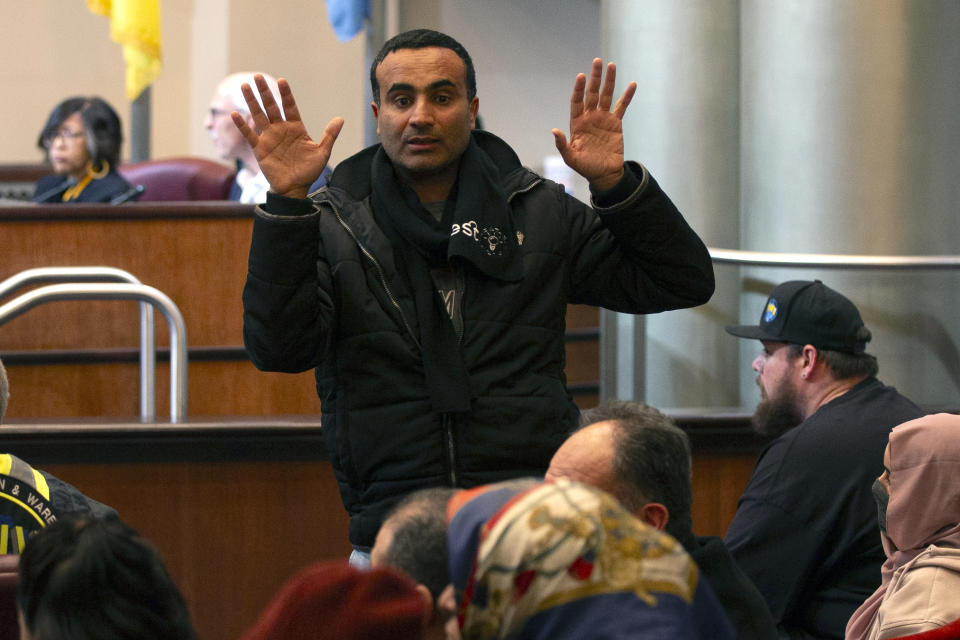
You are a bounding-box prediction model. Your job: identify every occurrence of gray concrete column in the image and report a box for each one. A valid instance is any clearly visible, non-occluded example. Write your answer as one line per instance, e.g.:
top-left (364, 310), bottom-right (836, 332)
top-left (739, 0), bottom-right (960, 407)
top-left (601, 0), bottom-right (742, 407)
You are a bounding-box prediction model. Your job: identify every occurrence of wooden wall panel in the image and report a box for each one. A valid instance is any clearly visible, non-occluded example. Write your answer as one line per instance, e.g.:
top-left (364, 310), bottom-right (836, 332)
top-left (40, 460), bottom-right (351, 640)
top-left (1, 209), bottom-right (254, 350)
top-left (2, 204), bottom-right (602, 418)
top-left (2, 361), bottom-right (321, 419)
top-left (690, 452), bottom-right (757, 537)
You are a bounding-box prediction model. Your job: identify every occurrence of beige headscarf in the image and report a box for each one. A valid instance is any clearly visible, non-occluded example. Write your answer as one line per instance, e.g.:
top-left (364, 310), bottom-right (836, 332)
top-left (845, 413), bottom-right (960, 640)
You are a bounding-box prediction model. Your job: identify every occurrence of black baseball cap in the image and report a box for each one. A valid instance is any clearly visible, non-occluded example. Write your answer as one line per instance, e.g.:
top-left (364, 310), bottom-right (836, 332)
top-left (725, 280), bottom-right (871, 353)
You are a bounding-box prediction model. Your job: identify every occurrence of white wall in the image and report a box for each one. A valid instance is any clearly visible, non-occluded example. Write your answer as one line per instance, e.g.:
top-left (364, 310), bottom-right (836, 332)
top-left (2, 0), bottom-right (366, 168)
top-left (4, 0), bottom-right (602, 178)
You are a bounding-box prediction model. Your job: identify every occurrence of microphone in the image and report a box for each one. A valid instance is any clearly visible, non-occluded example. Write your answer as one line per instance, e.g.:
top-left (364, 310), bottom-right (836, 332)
top-left (110, 184), bottom-right (145, 205)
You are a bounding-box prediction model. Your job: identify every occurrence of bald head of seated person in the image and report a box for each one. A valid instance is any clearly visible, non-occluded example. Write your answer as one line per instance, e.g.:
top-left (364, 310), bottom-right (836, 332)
top-left (545, 400), bottom-right (777, 640)
top-left (205, 72), bottom-right (329, 204)
top-left (724, 280), bottom-right (924, 639)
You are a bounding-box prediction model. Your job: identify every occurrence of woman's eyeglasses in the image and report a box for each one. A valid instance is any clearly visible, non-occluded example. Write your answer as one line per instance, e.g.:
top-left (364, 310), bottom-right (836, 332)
top-left (43, 128), bottom-right (85, 148)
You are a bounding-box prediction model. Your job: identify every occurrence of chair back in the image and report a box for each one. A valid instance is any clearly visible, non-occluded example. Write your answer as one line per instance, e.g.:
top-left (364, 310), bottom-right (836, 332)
top-left (118, 157), bottom-right (235, 201)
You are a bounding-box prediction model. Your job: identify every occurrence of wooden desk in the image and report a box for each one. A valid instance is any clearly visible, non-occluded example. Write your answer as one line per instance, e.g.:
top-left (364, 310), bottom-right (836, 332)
top-left (0, 414), bottom-right (761, 640)
top-left (2, 418), bottom-right (350, 640)
top-left (1, 203), bottom-right (600, 418)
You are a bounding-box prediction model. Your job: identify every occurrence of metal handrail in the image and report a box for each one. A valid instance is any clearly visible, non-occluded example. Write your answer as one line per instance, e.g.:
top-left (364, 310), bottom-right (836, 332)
top-left (0, 283), bottom-right (188, 422)
top-left (0, 267), bottom-right (156, 419)
top-left (709, 248), bottom-right (960, 270)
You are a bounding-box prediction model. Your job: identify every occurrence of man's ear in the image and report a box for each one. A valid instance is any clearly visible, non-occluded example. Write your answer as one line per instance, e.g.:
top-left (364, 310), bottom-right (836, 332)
top-left (801, 344), bottom-right (819, 379)
top-left (638, 502), bottom-right (669, 532)
top-left (469, 96), bottom-right (479, 129)
top-left (370, 101), bottom-right (380, 136)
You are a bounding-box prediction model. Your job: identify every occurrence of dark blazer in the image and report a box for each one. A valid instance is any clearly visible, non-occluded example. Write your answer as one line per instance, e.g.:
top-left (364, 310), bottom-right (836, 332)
top-left (33, 170), bottom-right (132, 203)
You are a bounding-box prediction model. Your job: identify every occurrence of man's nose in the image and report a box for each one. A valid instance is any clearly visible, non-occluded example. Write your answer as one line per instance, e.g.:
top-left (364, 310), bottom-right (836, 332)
top-left (752, 354), bottom-right (764, 373)
top-left (408, 97), bottom-right (435, 125)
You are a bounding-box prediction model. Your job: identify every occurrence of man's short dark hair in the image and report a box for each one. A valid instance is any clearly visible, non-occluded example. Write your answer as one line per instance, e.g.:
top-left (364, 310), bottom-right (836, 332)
top-left (786, 343), bottom-right (879, 380)
top-left (37, 96), bottom-right (124, 168)
top-left (579, 401), bottom-right (693, 543)
top-left (380, 487), bottom-right (455, 600)
top-left (370, 29), bottom-right (476, 106)
top-left (18, 515), bottom-right (197, 640)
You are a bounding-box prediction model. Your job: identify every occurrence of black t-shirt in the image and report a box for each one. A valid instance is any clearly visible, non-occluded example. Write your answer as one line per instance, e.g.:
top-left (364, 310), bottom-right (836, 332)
top-left (725, 378), bottom-right (924, 639)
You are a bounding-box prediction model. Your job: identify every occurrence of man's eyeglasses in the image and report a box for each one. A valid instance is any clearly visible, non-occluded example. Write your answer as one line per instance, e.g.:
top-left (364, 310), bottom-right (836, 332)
top-left (43, 129), bottom-right (85, 148)
top-left (208, 107), bottom-right (233, 119)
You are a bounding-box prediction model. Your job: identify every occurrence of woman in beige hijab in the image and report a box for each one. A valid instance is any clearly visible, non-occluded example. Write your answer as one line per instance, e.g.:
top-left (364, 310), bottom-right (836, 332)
top-left (846, 413), bottom-right (960, 640)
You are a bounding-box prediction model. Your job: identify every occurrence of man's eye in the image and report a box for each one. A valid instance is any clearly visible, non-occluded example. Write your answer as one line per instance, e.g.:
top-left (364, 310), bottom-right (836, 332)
top-left (394, 97), bottom-right (411, 107)
top-left (435, 95), bottom-right (450, 104)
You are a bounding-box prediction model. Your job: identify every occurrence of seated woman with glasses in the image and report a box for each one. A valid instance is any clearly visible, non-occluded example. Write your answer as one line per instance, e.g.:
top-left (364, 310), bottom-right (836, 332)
top-left (32, 96), bottom-right (133, 203)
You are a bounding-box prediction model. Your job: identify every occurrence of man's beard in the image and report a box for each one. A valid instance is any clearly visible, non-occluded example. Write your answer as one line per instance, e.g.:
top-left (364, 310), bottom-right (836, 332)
top-left (751, 379), bottom-right (804, 437)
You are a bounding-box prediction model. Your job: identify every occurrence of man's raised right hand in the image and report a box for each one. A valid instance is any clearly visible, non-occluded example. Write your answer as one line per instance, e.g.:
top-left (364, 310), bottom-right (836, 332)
top-left (233, 73), bottom-right (344, 199)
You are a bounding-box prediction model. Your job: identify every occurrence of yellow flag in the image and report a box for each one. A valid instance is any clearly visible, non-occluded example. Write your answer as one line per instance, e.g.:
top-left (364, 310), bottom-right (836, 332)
top-left (88, 0), bottom-right (163, 101)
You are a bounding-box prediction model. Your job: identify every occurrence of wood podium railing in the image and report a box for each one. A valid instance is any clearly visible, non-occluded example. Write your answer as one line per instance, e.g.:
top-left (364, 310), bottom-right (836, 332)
top-left (0, 201), bottom-right (601, 417)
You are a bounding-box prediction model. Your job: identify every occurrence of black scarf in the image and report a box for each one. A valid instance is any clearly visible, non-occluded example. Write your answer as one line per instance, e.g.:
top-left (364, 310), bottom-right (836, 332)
top-left (369, 137), bottom-right (523, 415)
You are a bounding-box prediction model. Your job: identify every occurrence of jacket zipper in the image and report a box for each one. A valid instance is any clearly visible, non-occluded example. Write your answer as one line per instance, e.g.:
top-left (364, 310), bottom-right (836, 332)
top-left (507, 176), bottom-right (542, 202)
top-left (328, 177), bottom-right (540, 489)
top-left (331, 206), bottom-right (420, 349)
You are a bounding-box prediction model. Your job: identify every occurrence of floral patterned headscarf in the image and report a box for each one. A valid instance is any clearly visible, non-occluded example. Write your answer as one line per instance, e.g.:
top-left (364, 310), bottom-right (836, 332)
top-left (446, 478), bottom-right (733, 640)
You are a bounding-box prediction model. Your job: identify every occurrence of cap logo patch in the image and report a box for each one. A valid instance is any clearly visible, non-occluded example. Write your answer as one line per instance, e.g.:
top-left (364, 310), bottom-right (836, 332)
top-left (763, 299), bottom-right (778, 323)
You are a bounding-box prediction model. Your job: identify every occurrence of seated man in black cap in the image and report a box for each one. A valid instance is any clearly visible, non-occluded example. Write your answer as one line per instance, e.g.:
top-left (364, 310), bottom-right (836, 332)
top-left (724, 280), bottom-right (924, 640)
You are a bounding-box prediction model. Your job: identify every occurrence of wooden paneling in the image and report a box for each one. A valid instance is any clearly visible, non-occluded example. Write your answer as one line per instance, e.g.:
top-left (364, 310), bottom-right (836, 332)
top-left (40, 460), bottom-right (351, 640)
top-left (2, 203), bottom-right (602, 417)
top-left (691, 452), bottom-right (757, 537)
top-left (2, 360), bottom-right (321, 418)
top-left (0, 205), bottom-right (254, 350)
top-left (3, 417), bottom-right (760, 640)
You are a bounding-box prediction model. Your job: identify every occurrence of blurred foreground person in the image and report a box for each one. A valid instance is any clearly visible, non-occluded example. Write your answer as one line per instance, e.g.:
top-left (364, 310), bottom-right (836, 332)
top-left (17, 515), bottom-right (196, 640)
top-left (846, 414), bottom-right (960, 640)
top-left (446, 478), bottom-right (735, 639)
top-left (240, 560), bottom-right (427, 640)
top-left (32, 97), bottom-right (132, 203)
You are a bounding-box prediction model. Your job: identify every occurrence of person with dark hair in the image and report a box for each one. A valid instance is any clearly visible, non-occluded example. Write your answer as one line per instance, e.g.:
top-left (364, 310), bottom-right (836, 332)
top-left (239, 28), bottom-right (715, 565)
top-left (32, 96), bottom-right (132, 203)
top-left (371, 488), bottom-right (458, 640)
top-left (546, 400), bottom-right (777, 640)
top-left (724, 280), bottom-right (924, 639)
top-left (17, 515), bottom-right (196, 640)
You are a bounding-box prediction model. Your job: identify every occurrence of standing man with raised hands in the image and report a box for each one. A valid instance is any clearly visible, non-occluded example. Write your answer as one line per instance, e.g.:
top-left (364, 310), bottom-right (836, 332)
top-left (238, 29), bottom-right (715, 565)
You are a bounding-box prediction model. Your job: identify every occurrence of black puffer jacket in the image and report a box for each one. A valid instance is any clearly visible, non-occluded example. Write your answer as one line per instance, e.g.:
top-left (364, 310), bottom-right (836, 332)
top-left (242, 131), bottom-right (714, 547)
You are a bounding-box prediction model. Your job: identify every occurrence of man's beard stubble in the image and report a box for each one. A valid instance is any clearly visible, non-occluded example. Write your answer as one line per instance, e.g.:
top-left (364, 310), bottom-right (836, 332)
top-left (751, 378), bottom-right (804, 438)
